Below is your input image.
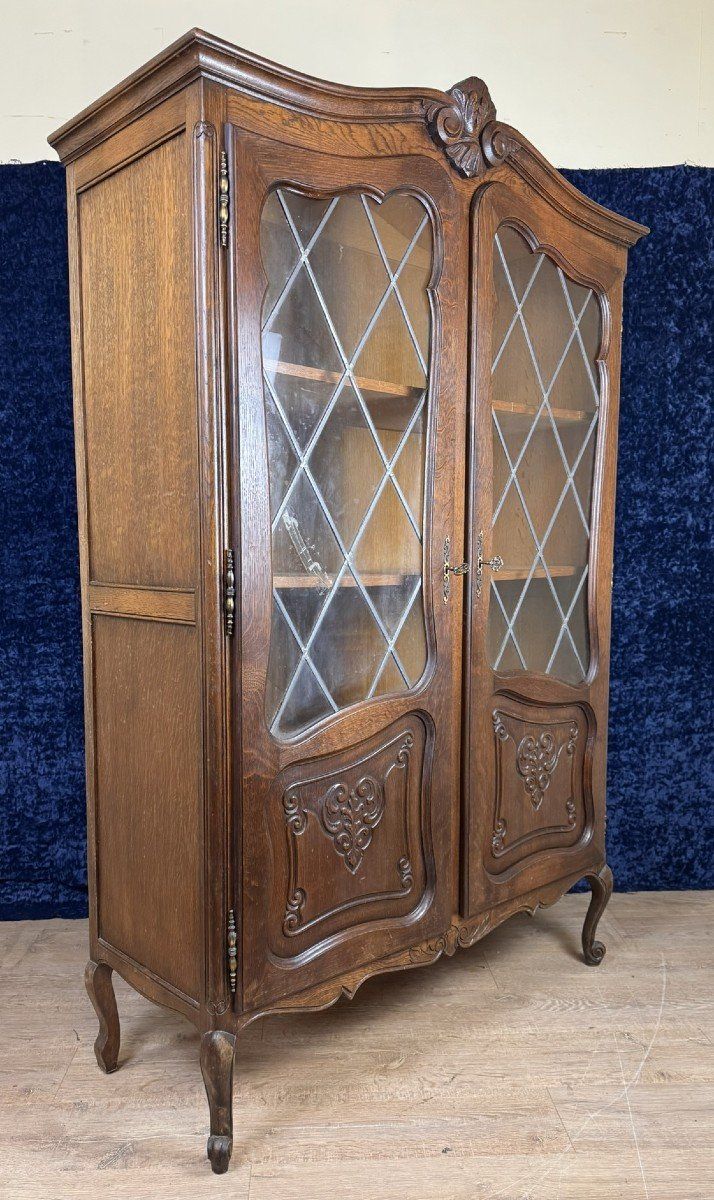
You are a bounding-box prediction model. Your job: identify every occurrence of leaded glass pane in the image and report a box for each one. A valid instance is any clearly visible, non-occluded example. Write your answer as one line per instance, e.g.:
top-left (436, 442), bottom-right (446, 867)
top-left (487, 224), bottom-right (603, 685)
top-left (261, 189), bottom-right (433, 738)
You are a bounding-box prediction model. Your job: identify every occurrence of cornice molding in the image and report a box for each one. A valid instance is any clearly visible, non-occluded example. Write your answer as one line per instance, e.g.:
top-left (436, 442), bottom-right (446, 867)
top-left (49, 28), bottom-right (647, 248)
top-left (48, 27), bottom-right (448, 162)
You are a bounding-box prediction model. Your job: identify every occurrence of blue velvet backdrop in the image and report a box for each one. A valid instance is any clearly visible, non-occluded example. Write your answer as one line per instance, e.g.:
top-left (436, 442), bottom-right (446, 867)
top-left (0, 163), bottom-right (711, 919)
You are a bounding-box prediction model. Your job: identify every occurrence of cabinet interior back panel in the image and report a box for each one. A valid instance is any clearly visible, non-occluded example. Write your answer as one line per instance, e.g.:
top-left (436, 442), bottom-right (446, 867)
top-left (78, 132), bottom-right (198, 589)
top-left (93, 616), bottom-right (202, 1002)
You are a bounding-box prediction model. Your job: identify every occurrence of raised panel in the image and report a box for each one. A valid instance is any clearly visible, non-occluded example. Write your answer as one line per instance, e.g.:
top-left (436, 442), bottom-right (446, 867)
top-left (266, 714), bottom-right (432, 959)
top-left (485, 696), bottom-right (594, 876)
top-left (93, 617), bottom-right (202, 1002)
top-left (79, 133), bottom-right (198, 588)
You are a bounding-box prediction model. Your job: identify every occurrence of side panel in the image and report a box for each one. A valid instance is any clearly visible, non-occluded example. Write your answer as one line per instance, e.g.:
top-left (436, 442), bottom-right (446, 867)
top-left (69, 105), bottom-right (207, 1014)
top-left (80, 135), bottom-right (198, 588)
top-left (93, 618), bottom-right (201, 998)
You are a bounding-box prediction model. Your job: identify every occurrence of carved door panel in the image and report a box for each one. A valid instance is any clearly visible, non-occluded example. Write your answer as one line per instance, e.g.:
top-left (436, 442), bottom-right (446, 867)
top-left (463, 180), bottom-right (626, 915)
top-left (228, 128), bottom-right (464, 1009)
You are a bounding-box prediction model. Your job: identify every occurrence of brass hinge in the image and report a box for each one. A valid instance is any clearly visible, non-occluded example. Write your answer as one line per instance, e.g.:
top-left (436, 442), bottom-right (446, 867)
top-left (218, 150), bottom-right (229, 247)
top-left (224, 549), bottom-right (236, 636)
top-left (227, 908), bottom-right (237, 994)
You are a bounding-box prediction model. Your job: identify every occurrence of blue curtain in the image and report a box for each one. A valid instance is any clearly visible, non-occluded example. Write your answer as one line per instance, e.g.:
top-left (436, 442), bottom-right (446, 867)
top-left (0, 163), bottom-right (711, 918)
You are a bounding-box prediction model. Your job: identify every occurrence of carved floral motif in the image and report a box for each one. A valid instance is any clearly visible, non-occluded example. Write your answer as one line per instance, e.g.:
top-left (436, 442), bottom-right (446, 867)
top-left (515, 722), bottom-right (579, 809)
top-left (408, 915), bottom-right (490, 963)
top-left (516, 732), bottom-right (558, 809)
top-left (425, 78), bottom-right (515, 178)
top-left (319, 776), bottom-right (386, 874)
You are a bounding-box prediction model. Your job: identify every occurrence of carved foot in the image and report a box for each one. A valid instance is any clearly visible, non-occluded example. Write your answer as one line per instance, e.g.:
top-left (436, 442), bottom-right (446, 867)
top-left (84, 960), bottom-right (120, 1072)
top-left (207, 1135), bottom-right (232, 1174)
top-left (200, 1030), bottom-right (236, 1174)
top-left (582, 864), bottom-right (614, 966)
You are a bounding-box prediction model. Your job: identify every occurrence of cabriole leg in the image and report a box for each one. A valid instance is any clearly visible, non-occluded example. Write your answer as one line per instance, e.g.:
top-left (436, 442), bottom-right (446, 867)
top-left (200, 1030), bottom-right (237, 1174)
top-left (84, 960), bottom-right (120, 1073)
top-left (582, 864), bottom-right (614, 965)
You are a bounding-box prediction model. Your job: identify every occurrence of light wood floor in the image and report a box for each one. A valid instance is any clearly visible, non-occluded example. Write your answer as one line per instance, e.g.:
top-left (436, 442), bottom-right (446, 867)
top-left (0, 891), bottom-right (712, 1199)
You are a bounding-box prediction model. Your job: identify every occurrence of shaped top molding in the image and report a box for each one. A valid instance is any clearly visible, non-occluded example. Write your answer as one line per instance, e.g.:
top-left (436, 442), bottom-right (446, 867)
top-left (48, 27), bottom-right (449, 159)
top-left (49, 28), bottom-right (647, 247)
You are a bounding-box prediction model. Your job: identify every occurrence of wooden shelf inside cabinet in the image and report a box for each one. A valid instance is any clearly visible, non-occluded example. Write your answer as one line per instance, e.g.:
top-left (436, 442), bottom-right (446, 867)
top-left (274, 572), bottom-right (418, 590)
top-left (265, 359), bottom-right (425, 431)
top-left (492, 400), bottom-right (594, 427)
top-left (495, 565), bottom-right (580, 580)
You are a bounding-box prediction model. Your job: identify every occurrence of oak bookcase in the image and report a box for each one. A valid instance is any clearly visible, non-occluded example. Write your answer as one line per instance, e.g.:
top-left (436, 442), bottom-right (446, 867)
top-left (50, 29), bottom-right (647, 1172)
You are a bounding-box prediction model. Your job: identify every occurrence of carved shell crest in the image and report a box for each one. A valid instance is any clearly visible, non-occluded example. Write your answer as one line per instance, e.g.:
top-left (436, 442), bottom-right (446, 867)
top-left (425, 77), bottom-right (513, 178)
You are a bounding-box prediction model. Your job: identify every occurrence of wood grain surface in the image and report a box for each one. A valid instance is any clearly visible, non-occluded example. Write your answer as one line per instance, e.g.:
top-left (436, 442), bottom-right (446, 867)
top-left (1, 891), bottom-right (711, 1199)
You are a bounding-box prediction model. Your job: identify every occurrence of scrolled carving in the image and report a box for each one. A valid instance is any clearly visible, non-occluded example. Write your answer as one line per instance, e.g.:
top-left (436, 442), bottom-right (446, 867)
top-left (481, 120), bottom-right (518, 169)
top-left (282, 887), bottom-right (306, 935)
top-left (319, 777), bottom-right (386, 873)
top-left (314, 732), bottom-right (413, 875)
top-left (492, 818), bottom-right (507, 855)
top-left (395, 732), bottom-right (415, 765)
top-left (516, 732), bottom-right (558, 810)
top-left (408, 915), bottom-right (491, 964)
top-left (283, 792), bottom-right (308, 835)
top-left (566, 723), bottom-right (578, 756)
top-left (493, 711), bottom-right (509, 741)
top-left (397, 856), bottom-right (413, 890)
top-left (515, 723), bottom-right (579, 809)
top-left (425, 78), bottom-right (513, 178)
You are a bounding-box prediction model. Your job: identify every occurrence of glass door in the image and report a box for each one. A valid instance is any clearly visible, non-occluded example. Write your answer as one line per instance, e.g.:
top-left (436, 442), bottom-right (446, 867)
top-left (230, 129), bottom-right (464, 1009)
top-left (464, 182), bottom-right (623, 915)
top-left (487, 222), bottom-right (601, 683)
top-left (260, 187), bottom-right (432, 737)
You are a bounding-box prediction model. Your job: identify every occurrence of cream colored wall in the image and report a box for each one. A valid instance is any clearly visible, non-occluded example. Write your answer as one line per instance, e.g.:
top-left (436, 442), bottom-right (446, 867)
top-left (3, 0), bottom-right (712, 166)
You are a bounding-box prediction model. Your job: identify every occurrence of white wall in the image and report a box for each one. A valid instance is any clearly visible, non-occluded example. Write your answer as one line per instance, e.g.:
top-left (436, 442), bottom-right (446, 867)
top-left (2, 0), bottom-right (711, 166)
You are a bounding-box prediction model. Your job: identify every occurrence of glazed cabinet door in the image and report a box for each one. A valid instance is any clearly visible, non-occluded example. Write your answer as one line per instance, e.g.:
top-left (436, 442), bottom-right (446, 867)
top-left (227, 129), bottom-right (463, 1009)
top-left (463, 179), bottom-right (626, 915)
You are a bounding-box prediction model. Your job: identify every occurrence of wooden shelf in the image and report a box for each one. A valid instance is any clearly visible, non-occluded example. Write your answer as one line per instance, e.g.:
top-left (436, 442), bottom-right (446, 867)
top-left (496, 565), bottom-right (580, 581)
top-left (493, 400), bottom-right (593, 426)
top-left (274, 571), bottom-right (418, 590)
top-left (273, 566), bottom-right (580, 588)
top-left (265, 359), bottom-right (424, 404)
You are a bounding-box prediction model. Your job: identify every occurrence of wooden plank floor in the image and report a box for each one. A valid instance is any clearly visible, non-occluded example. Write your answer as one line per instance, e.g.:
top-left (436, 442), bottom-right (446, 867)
top-left (0, 890), bottom-right (712, 1199)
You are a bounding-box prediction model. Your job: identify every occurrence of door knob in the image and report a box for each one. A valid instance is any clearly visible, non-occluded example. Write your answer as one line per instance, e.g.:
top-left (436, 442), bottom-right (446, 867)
top-left (475, 530), bottom-right (503, 597)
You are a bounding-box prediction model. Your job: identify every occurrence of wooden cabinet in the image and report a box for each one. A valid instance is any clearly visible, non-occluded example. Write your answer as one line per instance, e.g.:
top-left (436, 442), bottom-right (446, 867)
top-left (50, 30), bottom-right (647, 1173)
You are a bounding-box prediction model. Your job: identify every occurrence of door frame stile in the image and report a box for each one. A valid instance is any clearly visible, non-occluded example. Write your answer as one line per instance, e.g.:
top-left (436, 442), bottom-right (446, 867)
top-left (187, 77), bottom-right (235, 1026)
